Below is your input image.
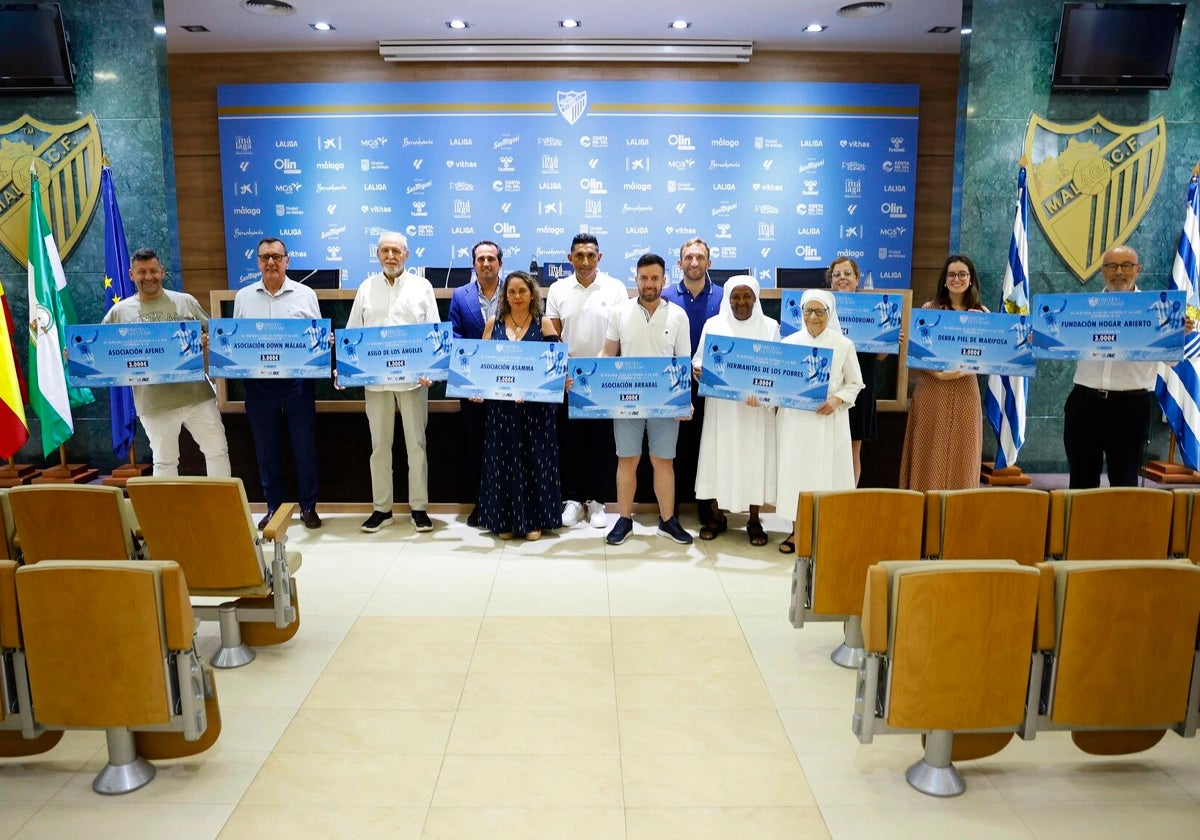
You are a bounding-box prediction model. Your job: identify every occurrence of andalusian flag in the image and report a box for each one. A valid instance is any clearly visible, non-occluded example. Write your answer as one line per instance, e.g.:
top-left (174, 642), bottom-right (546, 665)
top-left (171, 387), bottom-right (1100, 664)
top-left (0, 275), bottom-right (29, 459)
top-left (27, 168), bottom-right (92, 456)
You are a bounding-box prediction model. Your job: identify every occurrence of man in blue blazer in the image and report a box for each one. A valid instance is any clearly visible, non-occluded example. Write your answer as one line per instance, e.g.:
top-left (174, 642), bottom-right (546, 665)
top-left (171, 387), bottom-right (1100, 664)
top-left (449, 240), bottom-right (502, 525)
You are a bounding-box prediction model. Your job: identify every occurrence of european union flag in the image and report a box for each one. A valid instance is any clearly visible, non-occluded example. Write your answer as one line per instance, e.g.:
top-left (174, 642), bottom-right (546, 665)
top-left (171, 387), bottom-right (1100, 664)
top-left (101, 166), bottom-right (137, 458)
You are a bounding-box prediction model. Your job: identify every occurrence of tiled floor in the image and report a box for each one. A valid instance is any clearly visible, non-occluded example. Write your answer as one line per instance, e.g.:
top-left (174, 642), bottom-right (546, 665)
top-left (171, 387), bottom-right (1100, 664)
top-left (2, 509), bottom-right (1198, 839)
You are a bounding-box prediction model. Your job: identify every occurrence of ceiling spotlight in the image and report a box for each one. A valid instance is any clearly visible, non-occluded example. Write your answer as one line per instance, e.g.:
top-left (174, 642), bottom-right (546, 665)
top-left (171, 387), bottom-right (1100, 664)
top-left (961, 27), bottom-right (972, 35)
top-left (927, 25), bottom-right (955, 34)
top-left (446, 19), bottom-right (469, 30)
top-left (310, 21), bottom-right (334, 31)
top-left (559, 19), bottom-right (580, 29)
top-left (669, 20), bottom-right (691, 30)
top-left (804, 24), bottom-right (827, 33)
top-left (153, 24), bottom-right (166, 35)
top-left (181, 24), bottom-right (210, 32)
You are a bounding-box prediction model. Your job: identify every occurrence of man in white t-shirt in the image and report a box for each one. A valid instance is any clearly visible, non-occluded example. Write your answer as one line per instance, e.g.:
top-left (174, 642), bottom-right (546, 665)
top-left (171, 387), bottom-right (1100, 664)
top-left (601, 253), bottom-right (693, 546)
top-left (543, 233), bottom-right (628, 529)
top-left (346, 231), bottom-right (439, 533)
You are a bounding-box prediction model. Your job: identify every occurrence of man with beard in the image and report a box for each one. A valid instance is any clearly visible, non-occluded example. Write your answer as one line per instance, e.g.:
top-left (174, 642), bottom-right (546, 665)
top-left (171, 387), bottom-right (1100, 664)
top-left (347, 231), bottom-right (438, 533)
top-left (449, 240), bottom-right (503, 526)
top-left (662, 237), bottom-right (723, 527)
top-left (601, 253), bottom-right (693, 545)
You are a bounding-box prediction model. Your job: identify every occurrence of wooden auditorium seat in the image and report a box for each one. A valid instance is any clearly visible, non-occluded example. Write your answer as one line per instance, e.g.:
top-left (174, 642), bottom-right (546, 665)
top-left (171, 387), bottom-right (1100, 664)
top-left (1029, 559), bottom-right (1200, 755)
top-left (0, 491), bottom-right (16, 560)
top-left (0, 559), bottom-right (63, 756)
top-left (923, 488), bottom-right (1049, 565)
top-left (14, 560), bottom-right (220, 794)
top-left (6, 484), bottom-right (141, 564)
top-left (854, 559), bottom-right (1041, 797)
top-left (126, 477), bottom-right (301, 669)
top-left (1170, 488), bottom-right (1200, 563)
top-left (790, 489), bottom-right (924, 668)
top-left (1046, 487), bottom-right (1173, 560)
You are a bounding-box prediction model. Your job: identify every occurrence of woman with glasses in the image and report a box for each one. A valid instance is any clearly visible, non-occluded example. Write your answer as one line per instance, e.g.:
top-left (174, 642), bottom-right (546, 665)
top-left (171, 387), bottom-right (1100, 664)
top-left (776, 289), bottom-right (864, 554)
top-left (691, 276), bottom-right (780, 546)
top-left (898, 254), bottom-right (988, 490)
top-left (827, 256), bottom-right (879, 485)
top-left (475, 271), bottom-right (564, 541)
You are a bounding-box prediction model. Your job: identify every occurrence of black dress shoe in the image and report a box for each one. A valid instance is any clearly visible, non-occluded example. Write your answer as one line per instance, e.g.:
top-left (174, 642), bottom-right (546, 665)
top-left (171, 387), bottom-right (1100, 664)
top-left (467, 507), bottom-right (480, 527)
top-left (257, 509), bottom-right (276, 530)
top-left (300, 508), bottom-right (322, 529)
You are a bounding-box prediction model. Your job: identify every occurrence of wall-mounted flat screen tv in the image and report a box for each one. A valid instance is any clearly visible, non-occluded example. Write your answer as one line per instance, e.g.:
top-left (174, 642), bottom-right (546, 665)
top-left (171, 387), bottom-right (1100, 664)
top-left (0, 3), bottom-right (75, 94)
top-left (1051, 2), bottom-right (1186, 90)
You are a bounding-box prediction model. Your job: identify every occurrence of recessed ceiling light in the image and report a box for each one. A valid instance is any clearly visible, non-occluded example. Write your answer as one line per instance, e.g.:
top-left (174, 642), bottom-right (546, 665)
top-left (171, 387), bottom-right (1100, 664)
top-left (804, 24), bottom-right (827, 33)
top-left (927, 25), bottom-right (955, 34)
top-left (961, 27), bottom-right (972, 35)
top-left (153, 24), bottom-right (166, 35)
top-left (559, 19), bottom-right (581, 29)
top-left (446, 19), bottom-right (469, 30)
top-left (181, 24), bottom-right (210, 32)
top-left (836, 2), bottom-right (891, 18)
top-left (669, 20), bottom-right (691, 30)
top-left (310, 21), bottom-right (334, 31)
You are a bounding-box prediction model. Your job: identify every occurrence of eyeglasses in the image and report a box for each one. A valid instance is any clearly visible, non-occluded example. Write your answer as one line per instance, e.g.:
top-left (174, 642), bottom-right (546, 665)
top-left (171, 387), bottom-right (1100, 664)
top-left (257, 253), bottom-right (287, 263)
top-left (802, 308), bottom-right (829, 318)
top-left (946, 271), bottom-right (971, 279)
top-left (1101, 262), bottom-right (1138, 272)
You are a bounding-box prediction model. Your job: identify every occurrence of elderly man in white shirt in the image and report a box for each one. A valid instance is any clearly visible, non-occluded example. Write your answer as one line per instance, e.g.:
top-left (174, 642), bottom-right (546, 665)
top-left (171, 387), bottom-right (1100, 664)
top-left (347, 231), bottom-right (438, 533)
top-left (601, 252), bottom-right (693, 546)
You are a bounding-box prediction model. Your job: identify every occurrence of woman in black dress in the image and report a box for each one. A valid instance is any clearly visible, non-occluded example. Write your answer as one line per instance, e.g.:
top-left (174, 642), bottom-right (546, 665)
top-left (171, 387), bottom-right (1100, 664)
top-left (828, 257), bottom-right (877, 485)
top-left (476, 271), bottom-right (564, 540)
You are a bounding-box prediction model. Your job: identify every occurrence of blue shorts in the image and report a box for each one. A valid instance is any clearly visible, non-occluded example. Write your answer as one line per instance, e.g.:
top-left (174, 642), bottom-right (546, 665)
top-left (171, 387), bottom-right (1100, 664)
top-left (613, 417), bottom-right (680, 459)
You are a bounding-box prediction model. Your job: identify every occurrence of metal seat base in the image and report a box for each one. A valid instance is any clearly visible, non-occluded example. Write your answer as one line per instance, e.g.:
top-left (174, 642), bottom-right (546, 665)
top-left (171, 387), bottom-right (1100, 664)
top-left (905, 758), bottom-right (966, 797)
top-left (93, 756), bottom-right (156, 795)
top-left (830, 642), bottom-right (865, 670)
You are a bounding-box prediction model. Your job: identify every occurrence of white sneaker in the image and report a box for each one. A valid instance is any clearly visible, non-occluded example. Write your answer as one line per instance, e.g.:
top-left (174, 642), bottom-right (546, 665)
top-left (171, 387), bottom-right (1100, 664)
top-left (562, 500), bottom-right (585, 527)
top-left (586, 500), bottom-right (607, 528)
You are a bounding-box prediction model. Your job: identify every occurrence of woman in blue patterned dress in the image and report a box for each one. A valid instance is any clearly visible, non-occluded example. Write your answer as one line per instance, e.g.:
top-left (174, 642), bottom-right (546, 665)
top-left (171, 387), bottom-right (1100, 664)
top-left (476, 271), bottom-right (564, 540)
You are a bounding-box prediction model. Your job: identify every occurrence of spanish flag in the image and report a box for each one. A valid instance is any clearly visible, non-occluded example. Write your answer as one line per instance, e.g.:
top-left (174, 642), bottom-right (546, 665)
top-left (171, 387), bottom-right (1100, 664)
top-left (0, 274), bottom-right (29, 459)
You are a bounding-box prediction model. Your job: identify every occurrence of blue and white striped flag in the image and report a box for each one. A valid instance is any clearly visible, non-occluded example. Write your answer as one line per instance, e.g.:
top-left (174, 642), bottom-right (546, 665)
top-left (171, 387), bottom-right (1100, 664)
top-left (1154, 172), bottom-right (1200, 469)
top-left (985, 167), bottom-right (1030, 469)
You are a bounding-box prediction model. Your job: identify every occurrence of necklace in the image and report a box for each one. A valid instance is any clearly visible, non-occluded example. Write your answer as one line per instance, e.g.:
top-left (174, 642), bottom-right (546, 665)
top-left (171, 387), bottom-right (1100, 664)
top-left (509, 313), bottom-right (532, 338)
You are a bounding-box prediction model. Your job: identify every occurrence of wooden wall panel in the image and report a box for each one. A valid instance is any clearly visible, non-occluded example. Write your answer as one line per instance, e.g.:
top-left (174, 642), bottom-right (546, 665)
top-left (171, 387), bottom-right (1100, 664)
top-left (167, 48), bottom-right (959, 305)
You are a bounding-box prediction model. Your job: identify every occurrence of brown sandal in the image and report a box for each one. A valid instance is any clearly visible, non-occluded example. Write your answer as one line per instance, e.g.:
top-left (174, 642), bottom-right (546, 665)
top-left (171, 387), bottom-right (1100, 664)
top-left (747, 521), bottom-right (768, 546)
top-left (698, 516), bottom-right (728, 541)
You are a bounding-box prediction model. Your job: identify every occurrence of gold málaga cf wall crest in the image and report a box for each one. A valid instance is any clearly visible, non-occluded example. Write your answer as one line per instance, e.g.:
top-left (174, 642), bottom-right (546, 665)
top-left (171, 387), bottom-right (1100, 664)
top-left (0, 114), bottom-right (102, 266)
top-left (1023, 113), bottom-right (1165, 282)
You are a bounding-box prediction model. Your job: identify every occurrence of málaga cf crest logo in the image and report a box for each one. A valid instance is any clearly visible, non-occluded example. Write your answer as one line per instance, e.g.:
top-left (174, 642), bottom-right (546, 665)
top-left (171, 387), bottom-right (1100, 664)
top-left (0, 113), bottom-right (102, 266)
top-left (1024, 113), bottom-right (1165, 282)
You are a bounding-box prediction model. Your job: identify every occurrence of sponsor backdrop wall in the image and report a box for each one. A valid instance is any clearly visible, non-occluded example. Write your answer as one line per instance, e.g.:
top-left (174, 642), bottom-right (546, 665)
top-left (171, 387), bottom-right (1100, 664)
top-left (955, 0), bottom-right (1200, 473)
top-left (215, 81), bottom-right (919, 291)
top-left (0, 0), bottom-right (179, 468)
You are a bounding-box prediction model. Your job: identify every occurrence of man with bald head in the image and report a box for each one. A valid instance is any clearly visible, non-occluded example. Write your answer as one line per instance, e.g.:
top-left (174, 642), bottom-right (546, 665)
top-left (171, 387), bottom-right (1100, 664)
top-left (1063, 245), bottom-right (1164, 487)
top-left (347, 231), bottom-right (439, 533)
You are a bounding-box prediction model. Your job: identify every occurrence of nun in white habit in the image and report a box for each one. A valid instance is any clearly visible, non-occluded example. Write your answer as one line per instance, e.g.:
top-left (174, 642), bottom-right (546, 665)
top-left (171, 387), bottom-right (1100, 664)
top-left (776, 288), bottom-right (864, 554)
top-left (692, 275), bottom-right (780, 545)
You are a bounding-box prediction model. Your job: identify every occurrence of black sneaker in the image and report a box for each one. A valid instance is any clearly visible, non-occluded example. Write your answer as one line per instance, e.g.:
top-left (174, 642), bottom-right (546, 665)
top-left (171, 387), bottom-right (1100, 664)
top-left (412, 510), bottom-right (434, 532)
top-left (657, 516), bottom-right (693, 545)
top-left (606, 516), bottom-right (634, 545)
top-left (300, 509), bottom-right (322, 529)
top-left (257, 509), bottom-right (276, 530)
top-left (360, 510), bottom-right (393, 533)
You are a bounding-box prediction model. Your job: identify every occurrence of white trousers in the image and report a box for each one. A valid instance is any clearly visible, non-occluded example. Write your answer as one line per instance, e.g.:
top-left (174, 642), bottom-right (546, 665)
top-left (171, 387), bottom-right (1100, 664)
top-left (139, 399), bottom-right (231, 477)
top-left (365, 388), bottom-right (429, 511)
